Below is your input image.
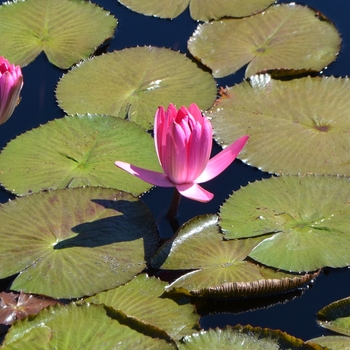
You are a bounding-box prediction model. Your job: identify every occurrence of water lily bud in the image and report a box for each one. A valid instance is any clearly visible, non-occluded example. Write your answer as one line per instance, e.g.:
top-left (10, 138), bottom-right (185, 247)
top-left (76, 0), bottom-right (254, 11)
top-left (0, 57), bottom-right (23, 125)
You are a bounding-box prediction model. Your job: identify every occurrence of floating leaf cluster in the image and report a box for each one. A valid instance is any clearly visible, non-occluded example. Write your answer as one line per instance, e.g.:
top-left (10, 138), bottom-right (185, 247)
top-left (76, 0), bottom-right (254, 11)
top-left (0, 0), bottom-right (348, 348)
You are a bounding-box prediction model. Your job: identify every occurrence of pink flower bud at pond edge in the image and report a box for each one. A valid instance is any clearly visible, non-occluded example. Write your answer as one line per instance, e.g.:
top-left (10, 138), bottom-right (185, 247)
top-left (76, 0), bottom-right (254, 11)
top-left (116, 103), bottom-right (249, 202)
top-left (0, 57), bottom-right (23, 125)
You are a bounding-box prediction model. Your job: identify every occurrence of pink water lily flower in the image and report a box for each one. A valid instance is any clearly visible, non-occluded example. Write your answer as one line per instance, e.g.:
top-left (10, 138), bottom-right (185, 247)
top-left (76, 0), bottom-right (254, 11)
top-left (116, 103), bottom-right (249, 202)
top-left (0, 57), bottom-right (23, 125)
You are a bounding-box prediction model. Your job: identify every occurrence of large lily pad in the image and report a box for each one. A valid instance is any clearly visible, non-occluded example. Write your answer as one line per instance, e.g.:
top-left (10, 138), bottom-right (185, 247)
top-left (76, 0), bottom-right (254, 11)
top-left (209, 75), bottom-right (350, 176)
top-left (220, 175), bottom-right (350, 272)
top-left (84, 274), bottom-right (199, 340)
top-left (1, 303), bottom-right (176, 349)
top-left (0, 115), bottom-right (160, 196)
top-left (56, 47), bottom-right (217, 129)
top-left (0, 187), bottom-right (158, 298)
top-left (188, 4), bottom-right (340, 78)
top-left (118, 0), bottom-right (274, 20)
top-left (0, 0), bottom-right (117, 68)
top-left (179, 325), bottom-right (324, 349)
top-left (153, 214), bottom-right (317, 298)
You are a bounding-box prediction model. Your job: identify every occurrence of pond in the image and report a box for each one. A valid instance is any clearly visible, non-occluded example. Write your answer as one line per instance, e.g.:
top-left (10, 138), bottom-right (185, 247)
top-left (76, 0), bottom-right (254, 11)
top-left (0, 0), bottom-right (349, 348)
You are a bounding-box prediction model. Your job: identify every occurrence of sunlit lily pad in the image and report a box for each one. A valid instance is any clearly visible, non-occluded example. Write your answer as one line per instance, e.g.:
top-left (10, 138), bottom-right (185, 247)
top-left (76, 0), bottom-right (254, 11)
top-left (188, 4), bottom-right (340, 78)
top-left (0, 0), bottom-right (117, 68)
top-left (179, 325), bottom-right (324, 349)
top-left (307, 335), bottom-right (350, 349)
top-left (317, 296), bottom-right (350, 336)
top-left (84, 274), bottom-right (199, 340)
top-left (209, 75), bottom-right (350, 176)
top-left (56, 47), bottom-right (217, 129)
top-left (118, 0), bottom-right (274, 20)
top-left (117, 0), bottom-right (189, 19)
top-left (0, 187), bottom-right (158, 298)
top-left (0, 115), bottom-right (160, 196)
top-left (0, 291), bottom-right (58, 326)
top-left (307, 297), bottom-right (350, 349)
top-left (190, 0), bottom-right (275, 21)
top-left (153, 214), bottom-right (317, 298)
top-left (1, 303), bottom-right (176, 349)
top-left (220, 175), bottom-right (350, 272)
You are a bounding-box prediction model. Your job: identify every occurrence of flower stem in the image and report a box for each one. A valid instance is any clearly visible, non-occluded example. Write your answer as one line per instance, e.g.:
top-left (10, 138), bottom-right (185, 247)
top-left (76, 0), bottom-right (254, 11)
top-left (167, 188), bottom-right (181, 220)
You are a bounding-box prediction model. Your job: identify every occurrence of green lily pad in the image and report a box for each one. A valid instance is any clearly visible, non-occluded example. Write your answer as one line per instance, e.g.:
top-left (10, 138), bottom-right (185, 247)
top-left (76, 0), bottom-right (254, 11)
top-left (190, 0), bottom-right (275, 21)
top-left (0, 187), bottom-right (158, 298)
top-left (56, 47), bottom-right (217, 129)
top-left (118, 0), bottom-right (189, 19)
top-left (220, 175), bottom-right (350, 272)
top-left (1, 303), bottom-right (176, 349)
top-left (188, 4), bottom-right (340, 78)
top-left (84, 274), bottom-right (199, 340)
top-left (307, 335), bottom-right (350, 350)
top-left (317, 296), bottom-right (350, 336)
top-left (209, 75), bottom-right (350, 176)
top-left (153, 214), bottom-right (317, 298)
top-left (309, 297), bottom-right (350, 349)
top-left (179, 325), bottom-right (324, 349)
top-left (117, 0), bottom-right (274, 20)
top-left (0, 0), bottom-right (117, 68)
top-left (0, 115), bottom-right (160, 196)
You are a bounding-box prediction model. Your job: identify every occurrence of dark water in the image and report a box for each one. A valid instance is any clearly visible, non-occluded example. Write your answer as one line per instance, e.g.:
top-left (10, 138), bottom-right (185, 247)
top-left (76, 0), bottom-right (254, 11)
top-left (0, 0), bottom-right (349, 342)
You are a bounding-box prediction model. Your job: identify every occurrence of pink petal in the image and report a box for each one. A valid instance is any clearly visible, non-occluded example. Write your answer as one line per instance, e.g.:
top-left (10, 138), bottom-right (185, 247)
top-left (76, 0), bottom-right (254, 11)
top-left (154, 106), bottom-right (165, 163)
top-left (115, 161), bottom-right (174, 187)
top-left (187, 103), bottom-right (203, 123)
top-left (154, 104), bottom-right (177, 169)
top-left (178, 115), bottom-right (191, 142)
top-left (161, 122), bottom-right (188, 183)
top-left (195, 135), bottom-right (249, 183)
top-left (176, 106), bottom-right (189, 123)
top-left (186, 116), bottom-right (212, 181)
top-left (176, 183), bottom-right (214, 202)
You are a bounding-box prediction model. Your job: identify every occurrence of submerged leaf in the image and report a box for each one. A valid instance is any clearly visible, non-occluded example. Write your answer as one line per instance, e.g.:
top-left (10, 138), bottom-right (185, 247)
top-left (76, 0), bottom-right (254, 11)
top-left (220, 175), bottom-right (350, 272)
top-left (188, 4), bottom-right (340, 77)
top-left (209, 75), bottom-right (350, 176)
top-left (0, 0), bottom-right (117, 68)
top-left (56, 47), bottom-right (217, 129)
top-left (0, 187), bottom-right (158, 298)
